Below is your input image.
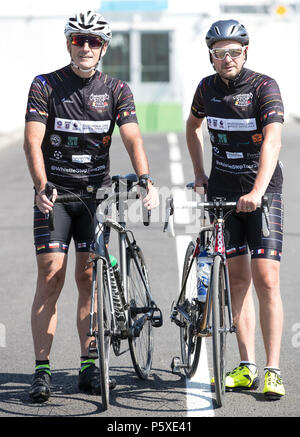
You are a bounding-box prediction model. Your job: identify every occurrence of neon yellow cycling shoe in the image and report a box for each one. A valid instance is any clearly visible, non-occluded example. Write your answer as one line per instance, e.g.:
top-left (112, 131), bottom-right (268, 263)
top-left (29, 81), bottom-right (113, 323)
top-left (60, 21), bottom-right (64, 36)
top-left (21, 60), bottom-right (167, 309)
top-left (263, 370), bottom-right (285, 400)
top-left (211, 364), bottom-right (260, 391)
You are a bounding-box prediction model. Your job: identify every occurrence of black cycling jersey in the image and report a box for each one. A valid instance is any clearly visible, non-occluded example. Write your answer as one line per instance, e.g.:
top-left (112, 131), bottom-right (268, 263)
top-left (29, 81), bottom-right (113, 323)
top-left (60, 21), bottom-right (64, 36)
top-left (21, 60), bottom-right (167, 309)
top-left (191, 67), bottom-right (284, 194)
top-left (25, 64), bottom-right (138, 190)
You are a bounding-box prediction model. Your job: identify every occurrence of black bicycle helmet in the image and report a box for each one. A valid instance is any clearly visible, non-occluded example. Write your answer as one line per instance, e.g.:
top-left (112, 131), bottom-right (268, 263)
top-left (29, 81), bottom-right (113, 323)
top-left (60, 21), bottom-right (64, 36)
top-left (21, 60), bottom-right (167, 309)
top-left (205, 19), bottom-right (249, 48)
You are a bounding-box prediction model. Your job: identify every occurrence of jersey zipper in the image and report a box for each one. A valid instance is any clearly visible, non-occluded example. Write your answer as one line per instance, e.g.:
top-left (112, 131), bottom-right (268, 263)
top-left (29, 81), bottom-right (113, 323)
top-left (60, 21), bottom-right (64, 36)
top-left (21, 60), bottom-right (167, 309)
top-left (82, 79), bottom-right (87, 153)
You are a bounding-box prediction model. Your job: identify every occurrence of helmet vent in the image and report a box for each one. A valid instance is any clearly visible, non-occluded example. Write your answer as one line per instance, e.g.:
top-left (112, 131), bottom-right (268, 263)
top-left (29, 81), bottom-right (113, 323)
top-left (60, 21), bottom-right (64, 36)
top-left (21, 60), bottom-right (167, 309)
top-left (229, 25), bottom-right (236, 35)
top-left (214, 26), bottom-right (221, 35)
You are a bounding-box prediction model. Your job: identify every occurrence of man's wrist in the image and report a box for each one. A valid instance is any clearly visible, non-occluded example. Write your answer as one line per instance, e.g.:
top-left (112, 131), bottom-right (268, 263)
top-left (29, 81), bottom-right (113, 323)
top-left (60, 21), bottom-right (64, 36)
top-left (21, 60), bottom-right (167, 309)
top-left (139, 174), bottom-right (154, 185)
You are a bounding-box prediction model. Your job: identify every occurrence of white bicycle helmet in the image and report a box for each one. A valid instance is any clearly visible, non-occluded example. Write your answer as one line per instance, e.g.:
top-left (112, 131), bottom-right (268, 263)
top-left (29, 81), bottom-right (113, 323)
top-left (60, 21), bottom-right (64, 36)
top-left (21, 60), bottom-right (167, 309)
top-left (64, 10), bottom-right (112, 42)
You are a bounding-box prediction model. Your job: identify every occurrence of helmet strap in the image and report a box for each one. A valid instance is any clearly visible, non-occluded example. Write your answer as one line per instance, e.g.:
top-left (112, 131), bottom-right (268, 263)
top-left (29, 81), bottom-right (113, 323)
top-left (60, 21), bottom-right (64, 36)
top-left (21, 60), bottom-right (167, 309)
top-left (70, 45), bottom-right (104, 74)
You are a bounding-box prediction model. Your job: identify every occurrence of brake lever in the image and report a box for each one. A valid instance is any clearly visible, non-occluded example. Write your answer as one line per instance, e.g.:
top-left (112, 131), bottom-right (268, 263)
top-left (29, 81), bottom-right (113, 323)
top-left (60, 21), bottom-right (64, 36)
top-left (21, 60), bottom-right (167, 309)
top-left (45, 182), bottom-right (55, 231)
top-left (261, 195), bottom-right (270, 237)
top-left (163, 196), bottom-right (175, 237)
top-left (138, 178), bottom-right (151, 226)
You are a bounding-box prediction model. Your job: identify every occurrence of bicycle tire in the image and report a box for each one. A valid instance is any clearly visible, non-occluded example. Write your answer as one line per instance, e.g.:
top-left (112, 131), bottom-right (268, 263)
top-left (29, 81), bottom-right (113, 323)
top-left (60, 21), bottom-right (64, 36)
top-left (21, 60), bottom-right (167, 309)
top-left (211, 255), bottom-right (227, 407)
top-left (180, 241), bottom-right (202, 379)
top-left (96, 259), bottom-right (111, 410)
top-left (127, 246), bottom-right (153, 379)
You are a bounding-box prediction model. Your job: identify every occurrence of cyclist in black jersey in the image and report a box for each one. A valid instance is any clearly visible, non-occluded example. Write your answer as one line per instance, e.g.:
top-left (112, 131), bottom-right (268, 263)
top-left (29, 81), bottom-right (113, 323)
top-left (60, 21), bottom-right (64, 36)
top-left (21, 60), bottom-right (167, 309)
top-left (186, 19), bottom-right (285, 400)
top-left (24, 10), bottom-right (159, 403)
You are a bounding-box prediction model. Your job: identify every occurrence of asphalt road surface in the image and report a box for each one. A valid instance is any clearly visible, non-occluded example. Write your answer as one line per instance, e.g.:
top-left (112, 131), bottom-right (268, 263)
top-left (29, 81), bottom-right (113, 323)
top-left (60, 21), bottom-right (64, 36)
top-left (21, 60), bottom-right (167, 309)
top-left (0, 122), bottom-right (299, 422)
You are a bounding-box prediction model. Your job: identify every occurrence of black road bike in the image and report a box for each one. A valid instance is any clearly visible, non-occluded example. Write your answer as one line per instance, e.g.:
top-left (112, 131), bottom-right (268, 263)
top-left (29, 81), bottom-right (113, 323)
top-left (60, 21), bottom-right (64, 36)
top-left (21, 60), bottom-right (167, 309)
top-left (46, 174), bottom-right (163, 411)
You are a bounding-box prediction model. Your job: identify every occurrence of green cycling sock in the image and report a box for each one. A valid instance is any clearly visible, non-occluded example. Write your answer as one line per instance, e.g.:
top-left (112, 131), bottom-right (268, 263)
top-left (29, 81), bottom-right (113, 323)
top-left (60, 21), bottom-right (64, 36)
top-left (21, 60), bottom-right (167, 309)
top-left (35, 360), bottom-right (51, 376)
top-left (80, 358), bottom-right (95, 373)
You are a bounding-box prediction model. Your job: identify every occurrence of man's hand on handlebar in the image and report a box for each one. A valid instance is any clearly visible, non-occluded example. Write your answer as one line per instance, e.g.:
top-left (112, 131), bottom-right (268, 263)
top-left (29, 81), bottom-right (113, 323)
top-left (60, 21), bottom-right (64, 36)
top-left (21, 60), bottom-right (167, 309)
top-left (194, 174), bottom-right (208, 193)
top-left (142, 182), bottom-right (159, 210)
top-left (236, 190), bottom-right (262, 213)
top-left (35, 185), bottom-right (57, 214)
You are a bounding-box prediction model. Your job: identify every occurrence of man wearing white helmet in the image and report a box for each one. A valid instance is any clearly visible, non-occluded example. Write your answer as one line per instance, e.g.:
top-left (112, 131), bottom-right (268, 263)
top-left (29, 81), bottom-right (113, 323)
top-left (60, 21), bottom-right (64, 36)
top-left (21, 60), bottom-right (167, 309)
top-left (186, 19), bottom-right (285, 400)
top-left (24, 11), bottom-right (158, 402)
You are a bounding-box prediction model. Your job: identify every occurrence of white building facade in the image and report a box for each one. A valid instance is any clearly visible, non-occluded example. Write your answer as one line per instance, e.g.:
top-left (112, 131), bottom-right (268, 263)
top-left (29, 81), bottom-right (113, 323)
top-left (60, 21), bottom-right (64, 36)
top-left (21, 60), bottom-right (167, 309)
top-left (0, 0), bottom-right (299, 133)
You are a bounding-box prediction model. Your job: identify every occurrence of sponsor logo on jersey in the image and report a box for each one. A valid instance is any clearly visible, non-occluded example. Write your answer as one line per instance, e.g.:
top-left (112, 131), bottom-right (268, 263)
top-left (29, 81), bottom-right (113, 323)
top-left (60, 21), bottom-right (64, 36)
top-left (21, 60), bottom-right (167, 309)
top-left (207, 116), bottom-right (257, 132)
top-left (217, 133), bottom-right (228, 144)
top-left (102, 135), bottom-right (111, 146)
top-left (62, 98), bottom-right (73, 104)
top-left (89, 93), bottom-right (109, 109)
top-left (55, 118), bottom-right (111, 134)
top-left (233, 92), bottom-right (253, 107)
top-left (72, 155), bottom-right (92, 164)
top-left (67, 136), bottom-right (79, 146)
top-left (211, 97), bottom-right (222, 103)
top-left (251, 133), bottom-right (263, 144)
top-left (50, 134), bottom-right (62, 146)
top-left (226, 151), bottom-right (244, 159)
top-left (53, 150), bottom-right (63, 160)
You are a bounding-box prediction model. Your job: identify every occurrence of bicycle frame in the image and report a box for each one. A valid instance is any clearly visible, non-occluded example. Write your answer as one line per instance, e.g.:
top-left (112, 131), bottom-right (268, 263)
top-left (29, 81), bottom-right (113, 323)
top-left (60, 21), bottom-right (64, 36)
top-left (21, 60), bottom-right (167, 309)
top-left (88, 188), bottom-right (160, 342)
top-left (171, 200), bottom-right (236, 338)
top-left (197, 211), bottom-right (235, 336)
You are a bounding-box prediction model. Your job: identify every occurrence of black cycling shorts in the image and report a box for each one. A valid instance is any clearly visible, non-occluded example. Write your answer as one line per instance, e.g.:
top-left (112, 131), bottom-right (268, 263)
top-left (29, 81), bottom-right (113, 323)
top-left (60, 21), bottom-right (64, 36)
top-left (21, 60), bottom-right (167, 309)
top-left (33, 196), bottom-right (110, 255)
top-left (207, 192), bottom-right (284, 262)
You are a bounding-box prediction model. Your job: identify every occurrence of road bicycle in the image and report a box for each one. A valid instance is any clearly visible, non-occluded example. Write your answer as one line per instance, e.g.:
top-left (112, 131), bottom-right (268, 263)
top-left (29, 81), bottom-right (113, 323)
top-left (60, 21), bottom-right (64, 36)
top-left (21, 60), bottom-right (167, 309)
top-left (46, 174), bottom-right (163, 411)
top-left (164, 184), bottom-right (270, 407)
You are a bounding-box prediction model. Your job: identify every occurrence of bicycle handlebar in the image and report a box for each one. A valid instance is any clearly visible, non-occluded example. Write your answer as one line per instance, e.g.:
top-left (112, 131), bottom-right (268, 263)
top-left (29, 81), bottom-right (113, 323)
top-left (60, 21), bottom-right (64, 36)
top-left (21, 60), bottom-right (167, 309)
top-left (163, 187), bottom-right (270, 238)
top-left (45, 174), bottom-right (151, 231)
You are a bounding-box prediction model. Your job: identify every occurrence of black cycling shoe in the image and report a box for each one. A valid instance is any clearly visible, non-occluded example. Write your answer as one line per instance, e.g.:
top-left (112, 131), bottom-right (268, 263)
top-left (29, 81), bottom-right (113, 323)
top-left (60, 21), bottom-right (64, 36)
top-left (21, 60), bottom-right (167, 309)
top-left (29, 371), bottom-right (51, 403)
top-left (78, 364), bottom-right (116, 394)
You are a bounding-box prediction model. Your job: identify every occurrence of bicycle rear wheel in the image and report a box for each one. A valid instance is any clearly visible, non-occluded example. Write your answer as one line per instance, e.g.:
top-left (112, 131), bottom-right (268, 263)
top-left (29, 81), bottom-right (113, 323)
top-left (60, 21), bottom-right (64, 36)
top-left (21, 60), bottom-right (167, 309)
top-left (96, 259), bottom-right (111, 411)
top-left (127, 246), bottom-right (153, 379)
top-left (180, 241), bottom-right (202, 379)
top-left (211, 255), bottom-right (227, 407)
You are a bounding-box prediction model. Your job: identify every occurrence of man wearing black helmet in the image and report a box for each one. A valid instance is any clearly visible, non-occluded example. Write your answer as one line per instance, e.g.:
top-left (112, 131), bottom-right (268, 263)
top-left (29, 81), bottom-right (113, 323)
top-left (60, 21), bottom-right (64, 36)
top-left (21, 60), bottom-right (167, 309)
top-left (186, 19), bottom-right (285, 400)
top-left (24, 10), bottom-right (158, 403)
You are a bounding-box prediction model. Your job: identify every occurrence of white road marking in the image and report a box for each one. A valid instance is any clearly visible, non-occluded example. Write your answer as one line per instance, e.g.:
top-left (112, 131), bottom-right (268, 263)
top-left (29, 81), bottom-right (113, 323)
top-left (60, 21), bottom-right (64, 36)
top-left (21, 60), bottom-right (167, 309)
top-left (168, 132), bottom-right (215, 417)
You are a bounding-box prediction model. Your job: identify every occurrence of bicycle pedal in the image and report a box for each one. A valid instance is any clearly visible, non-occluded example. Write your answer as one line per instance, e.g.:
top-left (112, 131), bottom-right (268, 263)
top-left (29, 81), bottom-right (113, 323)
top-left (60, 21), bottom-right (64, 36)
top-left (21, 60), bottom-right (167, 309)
top-left (87, 340), bottom-right (98, 359)
top-left (151, 308), bottom-right (163, 327)
top-left (171, 356), bottom-right (184, 374)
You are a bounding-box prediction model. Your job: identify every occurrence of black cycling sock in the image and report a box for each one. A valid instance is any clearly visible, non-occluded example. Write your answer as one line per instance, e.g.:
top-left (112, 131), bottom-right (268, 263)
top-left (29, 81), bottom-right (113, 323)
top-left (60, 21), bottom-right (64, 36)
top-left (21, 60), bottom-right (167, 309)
top-left (35, 360), bottom-right (51, 376)
top-left (80, 357), bottom-right (95, 373)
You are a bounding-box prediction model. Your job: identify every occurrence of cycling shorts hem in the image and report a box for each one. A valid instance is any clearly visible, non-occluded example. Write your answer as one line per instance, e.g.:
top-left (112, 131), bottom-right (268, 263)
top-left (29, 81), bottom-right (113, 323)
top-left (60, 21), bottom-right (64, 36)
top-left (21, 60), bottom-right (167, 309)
top-left (226, 246), bottom-right (282, 262)
top-left (35, 240), bottom-right (70, 256)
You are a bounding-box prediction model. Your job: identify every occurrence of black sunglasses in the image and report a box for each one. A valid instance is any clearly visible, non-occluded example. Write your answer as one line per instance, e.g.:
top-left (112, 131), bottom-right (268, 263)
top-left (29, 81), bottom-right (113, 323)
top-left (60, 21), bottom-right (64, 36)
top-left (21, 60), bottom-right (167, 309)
top-left (70, 35), bottom-right (104, 49)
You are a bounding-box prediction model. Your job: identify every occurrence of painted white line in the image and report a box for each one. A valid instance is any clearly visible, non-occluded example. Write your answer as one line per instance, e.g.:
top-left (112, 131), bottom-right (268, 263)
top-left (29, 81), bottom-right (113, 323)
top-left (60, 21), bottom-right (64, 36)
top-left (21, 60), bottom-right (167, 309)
top-left (172, 187), bottom-right (191, 225)
top-left (167, 132), bottom-right (184, 186)
top-left (167, 132), bottom-right (181, 162)
top-left (175, 235), bottom-right (215, 417)
top-left (168, 132), bottom-right (215, 417)
top-left (0, 323), bottom-right (6, 348)
top-left (170, 161), bottom-right (185, 186)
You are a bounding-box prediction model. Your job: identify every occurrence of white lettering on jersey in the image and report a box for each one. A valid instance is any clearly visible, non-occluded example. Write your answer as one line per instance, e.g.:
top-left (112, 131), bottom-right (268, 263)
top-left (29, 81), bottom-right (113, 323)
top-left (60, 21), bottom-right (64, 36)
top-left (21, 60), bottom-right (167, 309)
top-left (226, 152), bottom-right (244, 159)
top-left (55, 118), bottom-right (111, 134)
top-left (207, 117), bottom-right (257, 132)
top-left (72, 155), bottom-right (92, 164)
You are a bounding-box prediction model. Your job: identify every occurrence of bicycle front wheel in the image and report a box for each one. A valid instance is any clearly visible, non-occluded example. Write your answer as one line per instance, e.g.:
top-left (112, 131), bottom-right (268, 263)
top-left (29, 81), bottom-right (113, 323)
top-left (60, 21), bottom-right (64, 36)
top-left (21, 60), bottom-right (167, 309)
top-left (127, 247), bottom-right (153, 379)
top-left (180, 241), bottom-right (202, 379)
top-left (211, 255), bottom-right (227, 407)
top-left (96, 259), bottom-right (111, 411)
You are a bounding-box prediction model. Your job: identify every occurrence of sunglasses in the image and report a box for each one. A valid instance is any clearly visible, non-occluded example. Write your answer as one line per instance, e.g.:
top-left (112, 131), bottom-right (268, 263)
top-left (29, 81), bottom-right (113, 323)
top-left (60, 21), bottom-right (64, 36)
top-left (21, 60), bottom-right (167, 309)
top-left (70, 35), bottom-right (104, 49)
top-left (209, 46), bottom-right (246, 60)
